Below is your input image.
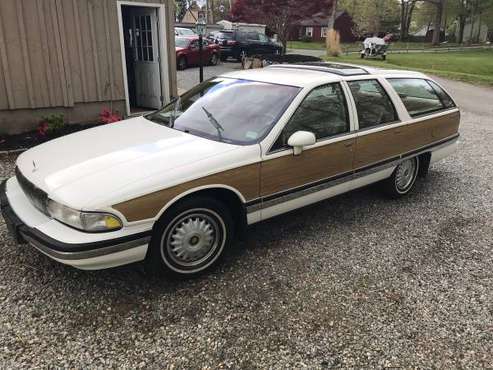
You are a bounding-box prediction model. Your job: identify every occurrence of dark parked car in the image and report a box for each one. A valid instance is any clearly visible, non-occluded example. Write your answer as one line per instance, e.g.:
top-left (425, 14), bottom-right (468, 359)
top-left (175, 37), bottom-right (221, 70)
top-left (208, 30), bottom-right (283, 61)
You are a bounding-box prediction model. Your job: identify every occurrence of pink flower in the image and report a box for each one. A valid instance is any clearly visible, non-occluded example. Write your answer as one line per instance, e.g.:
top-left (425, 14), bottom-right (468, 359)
top-left (38, 121), bottom-right (49, 137)
top-left (99, 107), bottom-right (122, 124)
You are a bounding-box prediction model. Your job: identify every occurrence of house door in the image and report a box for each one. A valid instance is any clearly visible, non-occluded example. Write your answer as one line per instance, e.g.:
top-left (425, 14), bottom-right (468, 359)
top-left (132, 8), bottom-right (162, 109)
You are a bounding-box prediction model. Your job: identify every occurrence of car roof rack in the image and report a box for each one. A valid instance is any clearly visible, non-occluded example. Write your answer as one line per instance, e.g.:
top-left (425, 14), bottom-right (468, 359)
top-left (268, 62), bottom-right (371, 76)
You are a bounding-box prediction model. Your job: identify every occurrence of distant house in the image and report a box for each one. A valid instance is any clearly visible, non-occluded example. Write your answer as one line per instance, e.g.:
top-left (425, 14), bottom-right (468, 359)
top-left (0, 0), bottom-right (177, 135)
top-left (411, 24), bottom-right (445, 42)
top-left (289, 11), bottom-right (357, 43)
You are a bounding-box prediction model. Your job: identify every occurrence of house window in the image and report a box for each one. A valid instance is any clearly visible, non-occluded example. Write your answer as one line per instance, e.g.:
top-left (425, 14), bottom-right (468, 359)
top-left (134, 15), bottom-right (154, 62)
top-left (321, 27), bottom-right (329, 38)
top-left (305, 27), bottom-right (313, 38)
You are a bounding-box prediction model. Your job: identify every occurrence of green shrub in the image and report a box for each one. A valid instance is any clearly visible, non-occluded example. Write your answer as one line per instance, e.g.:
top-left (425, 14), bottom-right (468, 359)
top-left (300, 35), bottom-right (313, 43)
top-left (42, 113), bottom-right (65, 133)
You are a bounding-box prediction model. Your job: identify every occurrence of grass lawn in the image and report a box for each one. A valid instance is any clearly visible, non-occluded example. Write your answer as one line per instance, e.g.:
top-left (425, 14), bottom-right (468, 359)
top-left (324, 49), bottom-right (493, 86)
top-left (288, 40), bottom-right (463, 52)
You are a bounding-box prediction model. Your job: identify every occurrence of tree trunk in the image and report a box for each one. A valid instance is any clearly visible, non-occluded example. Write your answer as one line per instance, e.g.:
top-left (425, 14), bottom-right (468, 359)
top-left (327, 0), bottom-right (338, 30)
top-left (401, 2), bottom-right (406, 40)
top-left (432, 1), bottom-right (443, 45)
top-left (458, 15), bottom-right (466, 44)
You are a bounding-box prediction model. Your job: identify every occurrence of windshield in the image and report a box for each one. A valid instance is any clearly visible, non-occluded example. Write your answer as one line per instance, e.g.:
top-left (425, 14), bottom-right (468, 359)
top-left (146, 78), bottom-right (300, 145)
top-left (217, 32), bottom-right (234, 40)
top-left (175, 37), bottom-right (190, 48)
top-left (176, 28), bottom-right (195, 36)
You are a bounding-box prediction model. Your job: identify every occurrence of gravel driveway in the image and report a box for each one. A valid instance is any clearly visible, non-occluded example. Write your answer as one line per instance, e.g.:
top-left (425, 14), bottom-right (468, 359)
top-left (0, 73), bottom-right (492, 368)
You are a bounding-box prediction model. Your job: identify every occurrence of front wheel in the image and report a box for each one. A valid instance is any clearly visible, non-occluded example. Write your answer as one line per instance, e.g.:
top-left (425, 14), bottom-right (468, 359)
top-left (145, 197), bottom-right (234, 278)
top-left (383, 157), bottom-right (420, 198)
top-left (237, 49), bottom-right (247, 62)
top-left (177, 56), bottom-right (187, 71)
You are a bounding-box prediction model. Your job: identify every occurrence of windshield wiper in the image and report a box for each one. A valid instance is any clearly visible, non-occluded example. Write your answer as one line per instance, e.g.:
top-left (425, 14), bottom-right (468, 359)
top-left (201, 106), bottom-right (224, 141)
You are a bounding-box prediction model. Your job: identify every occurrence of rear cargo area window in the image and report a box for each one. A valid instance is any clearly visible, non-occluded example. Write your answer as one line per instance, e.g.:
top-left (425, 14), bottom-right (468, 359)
top-left (388, 78), bottom-right (453, 117)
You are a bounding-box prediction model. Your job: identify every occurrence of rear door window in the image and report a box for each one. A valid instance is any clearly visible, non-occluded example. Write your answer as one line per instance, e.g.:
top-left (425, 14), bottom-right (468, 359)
top-left (347, 79), bottom-right (398, 130)
top-left (388, 78), bottom-right (453, 117)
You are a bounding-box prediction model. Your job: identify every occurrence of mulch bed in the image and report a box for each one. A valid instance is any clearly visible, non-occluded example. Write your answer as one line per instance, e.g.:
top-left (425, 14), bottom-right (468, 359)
top-left (0, 123), bottom-right (103, 152)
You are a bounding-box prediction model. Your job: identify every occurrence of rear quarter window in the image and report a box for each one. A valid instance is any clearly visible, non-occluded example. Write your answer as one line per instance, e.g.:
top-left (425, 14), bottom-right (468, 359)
top-left (388, 78), bottom-right (454, 117)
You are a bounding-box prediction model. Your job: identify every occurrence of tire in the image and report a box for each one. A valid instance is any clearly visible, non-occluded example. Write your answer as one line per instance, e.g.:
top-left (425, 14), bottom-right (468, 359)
top-left (236, 49), bottom-right (247, 62)
top-left (145, 196), bottom-right (234, 278)
top-left (382, 54), bottom-right (387, 61)
top-left (383, 156), bottom-right (420, 198)
top-left (177, 56), bottom-right (187, 71)
top-left (210, 53), bottom-right (219, 66)
top-left (360, 53), bottom-right (365, 59)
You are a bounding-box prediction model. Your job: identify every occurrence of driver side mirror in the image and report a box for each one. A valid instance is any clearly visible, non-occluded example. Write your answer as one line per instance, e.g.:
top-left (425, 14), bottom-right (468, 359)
top-left (287, 131), bottom-right (316, 156)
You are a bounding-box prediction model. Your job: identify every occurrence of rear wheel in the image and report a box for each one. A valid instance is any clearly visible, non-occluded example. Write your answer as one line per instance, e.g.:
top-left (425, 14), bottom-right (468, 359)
top-left (145, 196), bottom-right (234, 278)
top-left (383, 157), bottom-right (420, 198)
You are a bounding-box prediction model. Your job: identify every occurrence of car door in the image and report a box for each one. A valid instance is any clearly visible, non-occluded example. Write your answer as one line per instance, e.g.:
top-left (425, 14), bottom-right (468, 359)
top-left (187, 39), bottom-right (200, 65)
top-left (258, 33), bottom-right (276, 55)
top-left (347, 79), bottom-right (402, 169)
top-left (245, 32), bottom-right (261, 55)
top-left (259, 83), bottom-right (356, 217)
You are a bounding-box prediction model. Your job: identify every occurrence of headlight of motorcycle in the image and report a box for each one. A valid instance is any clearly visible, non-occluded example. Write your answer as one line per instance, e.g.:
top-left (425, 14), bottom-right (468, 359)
top-left (47, 200), bottom-right (122, 232)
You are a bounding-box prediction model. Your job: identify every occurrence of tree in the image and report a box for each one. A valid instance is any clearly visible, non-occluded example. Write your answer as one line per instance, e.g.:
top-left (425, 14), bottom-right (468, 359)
top-left (400, 0), bottom-right (418, 40)
top-left (423, 0), bottom-right (447, 45)
top-left (175, 0), bottom-right (191, 22)
top-left (338, 0), bottom-right (400, 35)
top-left (229, 0), bottom-right (333, 52)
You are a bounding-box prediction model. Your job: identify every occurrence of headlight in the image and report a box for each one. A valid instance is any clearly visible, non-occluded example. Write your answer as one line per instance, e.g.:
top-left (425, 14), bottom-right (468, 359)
top-left (47, 200), bottom-right (123, 232)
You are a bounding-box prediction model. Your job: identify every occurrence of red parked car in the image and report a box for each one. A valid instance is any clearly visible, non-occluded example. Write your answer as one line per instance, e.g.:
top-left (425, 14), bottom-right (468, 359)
top-left (175, 36), bottom-right (221, 70)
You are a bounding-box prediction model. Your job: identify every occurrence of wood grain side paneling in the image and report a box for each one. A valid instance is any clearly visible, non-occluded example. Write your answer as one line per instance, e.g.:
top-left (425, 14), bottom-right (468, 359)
top-left (260, 138), bottom-right (355, 197)
top-left (355, 110), bottom-right (461, 169)
top-left (114, 164), bottom-right (261, 222)
top-left (355, 128), bottom-right (405, 169)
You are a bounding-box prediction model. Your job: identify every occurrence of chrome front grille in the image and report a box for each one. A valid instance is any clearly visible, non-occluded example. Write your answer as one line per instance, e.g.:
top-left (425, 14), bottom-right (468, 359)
top-left (15, 167), bottom-right (49, 216)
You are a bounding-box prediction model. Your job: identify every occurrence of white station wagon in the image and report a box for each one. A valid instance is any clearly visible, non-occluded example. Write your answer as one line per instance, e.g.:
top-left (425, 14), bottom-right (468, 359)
top-left (1, 63), bottom-right (460, 277)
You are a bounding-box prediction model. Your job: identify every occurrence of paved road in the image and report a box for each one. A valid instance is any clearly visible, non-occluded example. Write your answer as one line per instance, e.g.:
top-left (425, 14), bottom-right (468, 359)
top-left (1, 68), bottom-right (492, 367)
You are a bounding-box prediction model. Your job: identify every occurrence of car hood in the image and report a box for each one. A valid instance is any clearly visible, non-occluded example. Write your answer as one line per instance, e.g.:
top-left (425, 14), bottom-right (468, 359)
top-left (16, 117), bottom-right (244, 210)
top-left (176, 47), bottom-right (186, 52)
